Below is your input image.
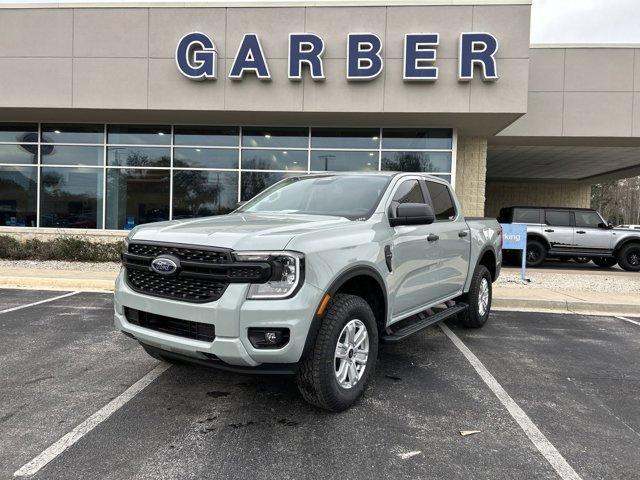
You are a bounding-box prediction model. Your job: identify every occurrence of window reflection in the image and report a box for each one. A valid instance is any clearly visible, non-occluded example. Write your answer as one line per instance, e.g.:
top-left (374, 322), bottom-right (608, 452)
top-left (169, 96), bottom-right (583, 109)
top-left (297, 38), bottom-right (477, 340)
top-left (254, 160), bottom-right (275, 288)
top-left (0, 144), bottom-right (38, 165)
top-left (174, 147), bottom-right (238, 169)
top-left (310, 151), bottom-right (378, 171)
top-left (106, 169), bottom-right (170, 229)
top-left (382, 128), bottom-right (452, 149)
top-left (107, 147), bottom-right (170, 167)
top-left (0, 123), bottom-right (37, 143)
top-left (241, 149), bottom-right (306, 171)
top-left (242, 127), bottom-right (308, 148)
top-left (173, 170), bottom-right (239, 218)
top-left (381, 151), bottom-right (451, 172)
top-left (0, 166), bottom-right (37, 227)
top-left (41, 124), bottom-right (103, 144)
top-left (174, 126), bottom-right (238, 147)
top-left (40, 167), bottom-right (103, 229)
top-left (311, 128), bottom-right (379, 149)
top-left (107, 125), bottom-right (171, 145)
top-left (41, 145), bottom-right (103, 166)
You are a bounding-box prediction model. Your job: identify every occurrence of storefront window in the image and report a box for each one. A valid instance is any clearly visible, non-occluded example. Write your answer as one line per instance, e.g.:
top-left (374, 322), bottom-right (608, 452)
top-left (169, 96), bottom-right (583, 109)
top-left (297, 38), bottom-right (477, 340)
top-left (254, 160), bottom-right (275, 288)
top-left (40, 167), bottom-right (103, 229)
top-left (105, 169), bottom-right (170, 230)
top-left (107, 125), bottom-right (171, 145)
top-left (310, 151), bottom-right (377, 171)
top-left (381, 152), bottom-right (451, 172)
top-left (242, 127), bottom-right (308, 148)
top-left (174, 148), bottom-right (238, 169)
top-left (0, 123), bottom-right (454, 229)
top-left (311, 128), bottom-right (379, 149)
top-left (41, 124), bottom-right (104, 144)
top-left (0, 166), bottom-right (37, 227)
top-left (107, 146), bottom-right (170, 167)
top-left (41, 145), bottom-right (103, 166)
top-left (173, 170), bottom-right (238, 218)
top-left (382, 128), bottom-right (453, 150)
top-left (174, 126), bottom-right (238, 147)
top-left (242, 149), bottom-right (306, 171)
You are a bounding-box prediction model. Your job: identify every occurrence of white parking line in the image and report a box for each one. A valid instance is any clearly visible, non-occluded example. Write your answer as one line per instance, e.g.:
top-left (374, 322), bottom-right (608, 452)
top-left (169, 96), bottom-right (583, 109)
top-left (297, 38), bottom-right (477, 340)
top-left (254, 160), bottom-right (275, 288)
top-left (0, 291), bottom-right (80, 315)
top-left (439, 323), bottom-right (583, 480)
top-left (14, 363), bottom-right (171, 478)
top-left (616, 316), bottom-right (640, 327)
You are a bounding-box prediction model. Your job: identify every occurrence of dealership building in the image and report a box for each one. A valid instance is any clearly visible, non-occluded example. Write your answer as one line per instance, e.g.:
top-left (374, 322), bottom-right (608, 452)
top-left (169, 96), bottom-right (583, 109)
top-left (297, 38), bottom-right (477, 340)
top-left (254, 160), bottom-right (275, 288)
top-left (1, 0), bottom-right (639, 237)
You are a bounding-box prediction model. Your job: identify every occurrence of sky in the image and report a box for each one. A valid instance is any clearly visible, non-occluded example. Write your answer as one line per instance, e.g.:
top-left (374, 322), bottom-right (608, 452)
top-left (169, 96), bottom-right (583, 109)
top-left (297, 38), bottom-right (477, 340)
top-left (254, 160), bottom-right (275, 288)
top-left (530, 0), bottom-right (640, 44)
top-left (0, 0), bottom-right (639, 45)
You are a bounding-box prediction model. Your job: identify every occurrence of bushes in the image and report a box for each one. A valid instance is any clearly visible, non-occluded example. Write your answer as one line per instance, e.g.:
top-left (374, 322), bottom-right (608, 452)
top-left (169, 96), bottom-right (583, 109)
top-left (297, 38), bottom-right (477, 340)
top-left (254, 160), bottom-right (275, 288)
top-left (0, 235), bottom-right (123, 262)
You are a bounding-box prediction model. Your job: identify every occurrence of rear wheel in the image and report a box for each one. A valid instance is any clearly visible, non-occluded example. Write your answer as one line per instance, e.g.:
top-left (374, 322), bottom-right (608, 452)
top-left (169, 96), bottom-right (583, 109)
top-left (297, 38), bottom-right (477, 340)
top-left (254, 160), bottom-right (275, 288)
top-left (525, 240), bottom-right (547, 267)
top-left (296, 294), bottom-right (378, 412)
top-left (617, 243), bottom-right (640, 272)
top-left (457, 265), bottom-right (492, 328)
top-left (593, 257), bottom-right (617, 269)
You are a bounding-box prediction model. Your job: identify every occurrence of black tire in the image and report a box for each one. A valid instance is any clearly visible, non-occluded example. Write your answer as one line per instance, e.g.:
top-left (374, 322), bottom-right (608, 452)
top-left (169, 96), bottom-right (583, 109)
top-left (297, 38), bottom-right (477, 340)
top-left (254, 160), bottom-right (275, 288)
top-left (457, 265), bottom-right (492, 328)
top-left (573, 257), bottom-right (591, 264)
top-left (617, 243), bottom-right (640, 272)
top-left (141, 344), bottom-right (182, 364)
top-left (525, 239), bottom-right (547, 267)
top-left (593, 257), bottom-right (617, 269)
top-left (296, 294), bottom-right (378, 412)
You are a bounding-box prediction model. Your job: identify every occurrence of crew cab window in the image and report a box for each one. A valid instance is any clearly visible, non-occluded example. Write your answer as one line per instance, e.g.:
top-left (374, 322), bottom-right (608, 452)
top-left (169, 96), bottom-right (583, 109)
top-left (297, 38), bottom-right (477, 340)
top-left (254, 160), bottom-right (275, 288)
top-left (391, 180), bottom-right (425, 205)
top-left (574, 211), bottom-right (602, 228)
top-left (426, 181), bottom-right (456, 221)
top-left (513, 208), bottom-right (541, 224)
top-left (545, 210), bottom-right (572, 227)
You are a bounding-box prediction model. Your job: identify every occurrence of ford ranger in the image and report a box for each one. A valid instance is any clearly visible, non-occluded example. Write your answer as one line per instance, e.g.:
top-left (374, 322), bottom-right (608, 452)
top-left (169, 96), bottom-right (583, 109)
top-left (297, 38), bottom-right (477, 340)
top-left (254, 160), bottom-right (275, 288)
top-left (115, 172), bottom-right (502, 411)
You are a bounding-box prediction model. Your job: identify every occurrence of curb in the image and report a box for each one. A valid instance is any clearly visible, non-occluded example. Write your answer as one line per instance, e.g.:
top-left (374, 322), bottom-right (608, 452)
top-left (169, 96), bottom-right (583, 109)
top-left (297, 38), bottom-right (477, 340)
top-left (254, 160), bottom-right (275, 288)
top-left (493, 297), bottom-right (640, 316)
top-left (0, 278), bottom-right (114, 292)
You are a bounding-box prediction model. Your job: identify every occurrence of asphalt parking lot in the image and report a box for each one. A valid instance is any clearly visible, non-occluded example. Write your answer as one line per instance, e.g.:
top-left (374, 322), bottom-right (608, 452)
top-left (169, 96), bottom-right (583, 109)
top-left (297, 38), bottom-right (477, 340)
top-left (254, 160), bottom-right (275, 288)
top-left (1, 289), bottom-right (639, 480)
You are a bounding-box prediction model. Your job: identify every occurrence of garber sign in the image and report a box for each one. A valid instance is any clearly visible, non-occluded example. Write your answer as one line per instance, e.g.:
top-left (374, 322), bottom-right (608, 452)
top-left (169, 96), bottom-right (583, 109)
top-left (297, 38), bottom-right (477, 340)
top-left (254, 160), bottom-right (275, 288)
top-left (176, 32), bottom-right (499, 82)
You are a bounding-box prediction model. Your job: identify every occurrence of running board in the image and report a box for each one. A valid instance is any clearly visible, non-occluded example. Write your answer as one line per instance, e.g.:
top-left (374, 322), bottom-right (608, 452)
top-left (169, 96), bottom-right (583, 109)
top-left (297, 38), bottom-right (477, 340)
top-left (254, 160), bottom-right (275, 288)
top-left (381, 303), bottom-right (468, 344)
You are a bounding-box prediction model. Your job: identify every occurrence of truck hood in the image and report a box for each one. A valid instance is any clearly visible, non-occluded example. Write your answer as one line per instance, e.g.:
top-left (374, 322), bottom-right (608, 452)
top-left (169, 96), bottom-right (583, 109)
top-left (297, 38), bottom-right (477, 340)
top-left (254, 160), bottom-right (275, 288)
top-left (129, 212), bottom-right (351, 251)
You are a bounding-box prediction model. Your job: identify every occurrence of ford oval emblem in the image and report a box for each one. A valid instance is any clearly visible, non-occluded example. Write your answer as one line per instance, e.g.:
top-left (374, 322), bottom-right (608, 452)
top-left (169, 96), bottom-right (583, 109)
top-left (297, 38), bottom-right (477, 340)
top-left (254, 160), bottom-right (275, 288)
top-left (151, 256), bottom-right (179, 275)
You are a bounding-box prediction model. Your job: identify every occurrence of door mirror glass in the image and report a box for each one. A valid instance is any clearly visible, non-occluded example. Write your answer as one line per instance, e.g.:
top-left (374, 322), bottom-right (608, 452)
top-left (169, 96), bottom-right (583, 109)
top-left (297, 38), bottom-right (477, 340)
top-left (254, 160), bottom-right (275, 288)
top-left (390, 203), bottom-right (435, 227)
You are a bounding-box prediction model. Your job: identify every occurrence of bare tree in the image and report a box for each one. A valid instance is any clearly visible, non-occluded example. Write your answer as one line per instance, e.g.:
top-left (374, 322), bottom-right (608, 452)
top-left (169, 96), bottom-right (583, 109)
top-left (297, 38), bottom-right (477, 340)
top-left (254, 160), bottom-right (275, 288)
top-left (592, 175), bottom-right (640, 225)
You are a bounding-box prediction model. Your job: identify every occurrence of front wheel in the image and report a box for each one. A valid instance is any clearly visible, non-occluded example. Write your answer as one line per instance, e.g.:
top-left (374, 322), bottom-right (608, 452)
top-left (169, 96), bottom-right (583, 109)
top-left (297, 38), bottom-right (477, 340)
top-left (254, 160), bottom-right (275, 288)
top-left (457, 265), bottom-right (492, 328)
top-left (296, 294), bottom-right (378, 412)
top-left (617, 243), bottom-right (640, 272)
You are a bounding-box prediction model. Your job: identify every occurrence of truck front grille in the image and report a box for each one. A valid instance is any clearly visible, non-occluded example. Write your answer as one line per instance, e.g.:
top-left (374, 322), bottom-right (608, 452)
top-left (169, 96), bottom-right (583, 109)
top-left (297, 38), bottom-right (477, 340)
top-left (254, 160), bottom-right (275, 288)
top-left (126, 268), bottom-right (227, 303)
top-left (122, 241), bottom-right (273, 303)
top-left (125, 307), bottom-right (215, 342)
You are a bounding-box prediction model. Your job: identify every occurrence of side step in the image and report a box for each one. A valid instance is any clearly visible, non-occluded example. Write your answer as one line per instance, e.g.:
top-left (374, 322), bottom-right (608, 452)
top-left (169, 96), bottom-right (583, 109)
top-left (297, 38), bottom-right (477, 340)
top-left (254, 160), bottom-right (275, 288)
top-left (381, 303), bottom-right (468, 344)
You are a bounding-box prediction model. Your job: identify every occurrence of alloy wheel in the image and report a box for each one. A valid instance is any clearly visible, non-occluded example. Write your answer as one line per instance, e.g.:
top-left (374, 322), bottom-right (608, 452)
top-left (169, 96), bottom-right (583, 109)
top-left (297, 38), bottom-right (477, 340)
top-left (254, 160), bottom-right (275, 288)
top-left (334, 319), bottom-right (369, 389)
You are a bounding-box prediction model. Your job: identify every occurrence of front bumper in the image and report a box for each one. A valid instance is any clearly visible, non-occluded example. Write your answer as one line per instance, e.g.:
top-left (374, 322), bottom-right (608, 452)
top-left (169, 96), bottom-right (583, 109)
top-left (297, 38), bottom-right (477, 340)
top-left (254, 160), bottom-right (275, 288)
top-left (113, 269), bottom-right (324, 368)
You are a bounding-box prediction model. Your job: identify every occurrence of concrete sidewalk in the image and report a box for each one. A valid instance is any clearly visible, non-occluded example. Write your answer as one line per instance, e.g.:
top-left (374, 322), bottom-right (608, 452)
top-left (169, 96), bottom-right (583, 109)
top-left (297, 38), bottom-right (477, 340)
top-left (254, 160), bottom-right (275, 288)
top-left (3, 265), bottom-right (639, 316)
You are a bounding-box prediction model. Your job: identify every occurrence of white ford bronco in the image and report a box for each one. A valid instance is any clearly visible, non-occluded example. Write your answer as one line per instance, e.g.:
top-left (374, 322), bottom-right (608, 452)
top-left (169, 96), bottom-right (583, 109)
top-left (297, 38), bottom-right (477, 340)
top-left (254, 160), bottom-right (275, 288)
top-left (115, 172), bottom-right (502, 411)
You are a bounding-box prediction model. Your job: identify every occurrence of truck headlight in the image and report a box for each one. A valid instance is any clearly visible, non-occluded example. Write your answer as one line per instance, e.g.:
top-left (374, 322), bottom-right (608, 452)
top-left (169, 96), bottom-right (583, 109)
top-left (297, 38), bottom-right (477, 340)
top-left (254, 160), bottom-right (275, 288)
top-left (233, 251), bottom-right (304, 299)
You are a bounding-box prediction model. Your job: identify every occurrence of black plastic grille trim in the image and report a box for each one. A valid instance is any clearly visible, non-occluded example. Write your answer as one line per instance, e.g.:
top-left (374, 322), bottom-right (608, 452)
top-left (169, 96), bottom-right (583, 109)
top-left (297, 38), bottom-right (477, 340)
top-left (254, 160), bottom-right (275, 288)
top-left (125, 307), bottom-right (215, 342)
top-left (126, 268), bottom-right (228, 303)
top-left (128, 243), bottom-right (232, 263)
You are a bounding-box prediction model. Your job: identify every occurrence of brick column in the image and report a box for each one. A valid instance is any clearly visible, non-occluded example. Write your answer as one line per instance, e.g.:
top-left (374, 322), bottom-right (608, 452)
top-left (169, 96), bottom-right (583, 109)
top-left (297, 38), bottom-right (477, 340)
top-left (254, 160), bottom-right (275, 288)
top-left (455, 136), bottom-right (487, 217)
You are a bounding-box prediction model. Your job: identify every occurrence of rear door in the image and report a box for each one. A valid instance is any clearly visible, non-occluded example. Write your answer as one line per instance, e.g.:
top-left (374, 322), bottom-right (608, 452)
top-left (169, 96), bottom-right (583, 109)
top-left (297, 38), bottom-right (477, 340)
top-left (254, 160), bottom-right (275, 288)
top-left (544, 210), bottom-right (574, 249)
top-left (423, 180), bottom-right (470, 301)
top-left (573, 210), bottom-right (612, 250)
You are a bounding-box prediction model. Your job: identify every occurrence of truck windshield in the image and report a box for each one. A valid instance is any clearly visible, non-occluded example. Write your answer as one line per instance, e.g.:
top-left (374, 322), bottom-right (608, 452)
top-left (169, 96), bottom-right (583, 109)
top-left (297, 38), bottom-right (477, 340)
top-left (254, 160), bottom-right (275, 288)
top-left (236, 175), bottom-right (391, 220)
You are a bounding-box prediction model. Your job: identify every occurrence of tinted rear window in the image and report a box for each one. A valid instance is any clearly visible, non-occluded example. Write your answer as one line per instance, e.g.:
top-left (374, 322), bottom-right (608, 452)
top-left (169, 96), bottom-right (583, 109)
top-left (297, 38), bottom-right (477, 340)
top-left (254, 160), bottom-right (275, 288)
top-left (426, 181), bottom-right (456, 221)
top-left (513, 208), bottom-right (541, 224)
top-left (545, 210), bottom-right (572, 227)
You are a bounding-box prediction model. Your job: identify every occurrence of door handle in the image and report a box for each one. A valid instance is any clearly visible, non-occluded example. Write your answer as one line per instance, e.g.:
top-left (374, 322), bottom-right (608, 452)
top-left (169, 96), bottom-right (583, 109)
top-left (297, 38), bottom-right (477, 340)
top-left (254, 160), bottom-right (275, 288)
top-left (576, 230), bottom-right (586, 234)
top-left (427, 234), bottom-right (439, 242)
top-left (544, 229), bottom-right (555, 233)
top-left (458, 230), bottom-right (468, 238)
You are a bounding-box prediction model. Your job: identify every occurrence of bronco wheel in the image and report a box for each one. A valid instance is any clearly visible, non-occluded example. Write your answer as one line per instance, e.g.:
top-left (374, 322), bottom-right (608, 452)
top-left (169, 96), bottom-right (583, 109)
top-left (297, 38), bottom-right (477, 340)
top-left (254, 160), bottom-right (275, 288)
top-left (593, 257), bottom-right (617, 268)
top-left (457, 265), bottom-right (492, 328)
top-left (525, 240), bottom-right (547, 267)
top-left (296, 294), bottom-right (378, 412)
top-left (617, 243), bottom-right (640, 272)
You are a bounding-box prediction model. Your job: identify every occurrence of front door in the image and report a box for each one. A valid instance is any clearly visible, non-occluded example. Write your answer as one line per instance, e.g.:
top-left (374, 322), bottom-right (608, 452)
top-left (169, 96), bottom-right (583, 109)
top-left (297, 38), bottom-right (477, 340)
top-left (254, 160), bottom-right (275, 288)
top-left (544, 210), bottom-right (574, 249)
top-left (573, 210), bottom-right (612, 250)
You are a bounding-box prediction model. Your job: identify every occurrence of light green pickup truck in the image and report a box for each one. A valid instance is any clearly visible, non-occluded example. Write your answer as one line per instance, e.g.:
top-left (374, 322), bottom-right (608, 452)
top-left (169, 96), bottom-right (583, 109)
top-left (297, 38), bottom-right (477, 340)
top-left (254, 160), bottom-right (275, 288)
top-left (115, 172), bottom-right (502, 411)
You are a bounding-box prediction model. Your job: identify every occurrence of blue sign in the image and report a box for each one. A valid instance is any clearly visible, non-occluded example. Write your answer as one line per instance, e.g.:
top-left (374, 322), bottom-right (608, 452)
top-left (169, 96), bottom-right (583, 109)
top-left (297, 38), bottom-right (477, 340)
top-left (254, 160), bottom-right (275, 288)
top-left (501, 223), bottom-right (528, 281)
top-left (176, 31), bottom-right (499, 83)
top-left (502, 223), bottom-right (527, 250)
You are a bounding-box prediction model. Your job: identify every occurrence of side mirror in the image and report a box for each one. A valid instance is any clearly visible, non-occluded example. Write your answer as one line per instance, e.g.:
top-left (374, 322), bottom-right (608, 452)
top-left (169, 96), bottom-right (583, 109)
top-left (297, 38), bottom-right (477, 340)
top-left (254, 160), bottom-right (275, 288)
top-left (389, 203), bottom-right (435, 227)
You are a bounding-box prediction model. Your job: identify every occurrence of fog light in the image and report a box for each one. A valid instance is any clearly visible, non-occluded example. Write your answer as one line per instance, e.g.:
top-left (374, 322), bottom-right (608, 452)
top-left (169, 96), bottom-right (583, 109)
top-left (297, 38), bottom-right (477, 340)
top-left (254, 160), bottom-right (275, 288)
top-left (248, 328), bottom-right (290, 349)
